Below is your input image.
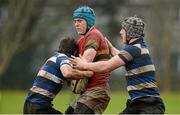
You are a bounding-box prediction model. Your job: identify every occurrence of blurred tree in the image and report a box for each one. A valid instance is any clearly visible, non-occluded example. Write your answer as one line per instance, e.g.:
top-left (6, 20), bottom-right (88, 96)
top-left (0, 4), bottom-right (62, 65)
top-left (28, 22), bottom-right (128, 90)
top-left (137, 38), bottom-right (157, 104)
top-left (0, 0), bottom-right (127, 89)
top-left (0, 0), bottom-right (125, 78)
top-left (2, 0), bottom-right (178, 91)
top-left (0, 0), bottom-right (45, 77)
top-left (149, 0), bottom-right (175, 91)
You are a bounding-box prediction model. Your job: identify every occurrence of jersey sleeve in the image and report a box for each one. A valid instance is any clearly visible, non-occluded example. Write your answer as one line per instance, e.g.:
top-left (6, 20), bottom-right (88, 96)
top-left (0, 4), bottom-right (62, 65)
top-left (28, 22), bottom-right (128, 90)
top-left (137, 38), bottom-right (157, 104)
top-left (59, 56), bottom-right (72, 67)
top-left (118, 45), bottom-right (141, 63)
top-left (84, 33), bottom-right (100, 51)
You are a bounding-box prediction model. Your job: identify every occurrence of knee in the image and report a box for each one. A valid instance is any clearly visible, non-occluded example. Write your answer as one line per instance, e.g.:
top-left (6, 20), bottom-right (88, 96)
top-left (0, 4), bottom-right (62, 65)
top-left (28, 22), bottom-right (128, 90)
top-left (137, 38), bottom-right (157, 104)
top-left (74, 102), bottom-right (95, 114)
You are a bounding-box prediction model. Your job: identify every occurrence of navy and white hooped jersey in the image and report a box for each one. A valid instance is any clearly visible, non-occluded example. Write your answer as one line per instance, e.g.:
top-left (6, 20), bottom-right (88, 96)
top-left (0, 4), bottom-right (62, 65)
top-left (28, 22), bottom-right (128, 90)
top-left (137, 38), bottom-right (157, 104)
top-left (118, 38), bottom-right (160, 100)
top-left (26, 52), bottom-right (72, 104)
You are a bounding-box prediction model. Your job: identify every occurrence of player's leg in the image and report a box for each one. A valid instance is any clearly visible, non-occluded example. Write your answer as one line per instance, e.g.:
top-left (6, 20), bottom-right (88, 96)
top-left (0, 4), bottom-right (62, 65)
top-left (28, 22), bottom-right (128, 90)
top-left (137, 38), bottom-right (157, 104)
top-left (23, 101), bottom-right (31, 114)
top-left (137, 97), bottom-right (165, 114)
top-left (119, 99), bottom-right (132, 114)
top-left (74, 102), bottom-right (95, 114)
top-left (23, 101), bottom-right (62, 114)
top-left (65, 95), bottom-right (93, 114)
top-left (65, 98), bottom-right (78, 114)
top-left (76, 86), bottom-right (111, 114)
top-left (65, 105), bottom-right (74, 114)
top-left (120, 97), bottom-right (165, 114)
top-left (40, 105), bottom-right (62, 114)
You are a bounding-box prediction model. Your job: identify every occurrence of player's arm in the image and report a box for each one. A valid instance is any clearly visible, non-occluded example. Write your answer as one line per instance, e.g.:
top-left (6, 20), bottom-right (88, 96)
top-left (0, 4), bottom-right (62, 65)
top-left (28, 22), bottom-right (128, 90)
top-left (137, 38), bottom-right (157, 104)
top-left (60, 64), bottom-right (94, 80)
top-left (110, 46), bottom-right (120, 56)
top-left (81, 33), bottom-right (102, 62)
top-left (105, 37), bottom-right (120, 56)
top-left (62, 44), bottom-right (97, 79)
top-left (82, 48), bottom-right (96, 62)
top-left (71, 55), bottom-right (125, 73)
top-left (61, 43), bottom-right (96, 80)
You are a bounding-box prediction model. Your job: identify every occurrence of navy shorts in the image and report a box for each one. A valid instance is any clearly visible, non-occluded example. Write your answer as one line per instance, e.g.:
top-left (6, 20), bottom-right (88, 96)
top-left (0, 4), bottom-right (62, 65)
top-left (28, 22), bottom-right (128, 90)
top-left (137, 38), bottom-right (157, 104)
top-left (120, 96), bottom-right (165, 114)
top-left (23, 100), bottom-right (62, 114)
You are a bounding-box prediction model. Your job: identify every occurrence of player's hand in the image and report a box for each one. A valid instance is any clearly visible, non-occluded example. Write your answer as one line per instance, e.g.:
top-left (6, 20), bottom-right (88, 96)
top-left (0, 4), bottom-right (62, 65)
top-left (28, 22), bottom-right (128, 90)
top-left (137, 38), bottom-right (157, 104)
top-left (105, 37), bottom-right (120, 56)
top-left (105, 37), bottom-right (113, 50)
top-left (70, 55), bottom-right (87, 70)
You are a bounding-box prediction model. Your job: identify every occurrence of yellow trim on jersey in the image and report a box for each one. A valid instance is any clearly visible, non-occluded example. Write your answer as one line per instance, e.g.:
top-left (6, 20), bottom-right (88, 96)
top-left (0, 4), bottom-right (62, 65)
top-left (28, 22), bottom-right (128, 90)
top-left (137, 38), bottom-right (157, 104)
top-left (37, 70), bottom-right (64, 84)
top-left (125, 65), bottom-right (155, 76)
top-left (127, 82), bottom-right (157, 91)
top-left (119, 50), bottom-right (133, 61)
top-left (30, 86), bottom-right (55, 99)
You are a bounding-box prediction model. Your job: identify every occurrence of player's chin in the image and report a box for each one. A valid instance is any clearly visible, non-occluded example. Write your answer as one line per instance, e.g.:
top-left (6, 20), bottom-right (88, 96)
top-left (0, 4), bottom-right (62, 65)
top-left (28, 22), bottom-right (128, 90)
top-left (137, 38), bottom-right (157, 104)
top-left (77, 31), bottom-right (84, 35)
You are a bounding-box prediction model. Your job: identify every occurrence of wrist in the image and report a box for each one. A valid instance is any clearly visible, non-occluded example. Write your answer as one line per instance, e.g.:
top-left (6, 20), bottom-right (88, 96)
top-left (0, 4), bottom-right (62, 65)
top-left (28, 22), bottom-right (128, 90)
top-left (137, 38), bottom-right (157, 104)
top-left (82, 62), bottom-right (88, 70)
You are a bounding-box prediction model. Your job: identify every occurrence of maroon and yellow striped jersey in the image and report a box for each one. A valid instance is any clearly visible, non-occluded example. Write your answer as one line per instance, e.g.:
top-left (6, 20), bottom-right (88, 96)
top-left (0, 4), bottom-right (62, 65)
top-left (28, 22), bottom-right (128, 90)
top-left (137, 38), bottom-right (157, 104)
top-left (76, 26), bottom-right (111, 89)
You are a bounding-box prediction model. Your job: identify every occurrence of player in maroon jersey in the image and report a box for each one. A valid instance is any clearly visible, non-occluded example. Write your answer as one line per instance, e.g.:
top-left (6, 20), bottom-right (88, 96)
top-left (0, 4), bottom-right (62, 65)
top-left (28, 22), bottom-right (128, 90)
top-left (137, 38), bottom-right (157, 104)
top-left (65, 6), bottom-right (111, 114)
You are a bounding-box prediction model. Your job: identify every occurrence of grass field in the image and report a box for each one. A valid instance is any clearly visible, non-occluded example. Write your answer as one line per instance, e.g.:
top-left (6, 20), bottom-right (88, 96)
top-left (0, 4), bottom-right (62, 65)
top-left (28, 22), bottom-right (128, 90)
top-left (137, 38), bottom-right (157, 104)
top-left (0, 90), bottom-right (180, 114)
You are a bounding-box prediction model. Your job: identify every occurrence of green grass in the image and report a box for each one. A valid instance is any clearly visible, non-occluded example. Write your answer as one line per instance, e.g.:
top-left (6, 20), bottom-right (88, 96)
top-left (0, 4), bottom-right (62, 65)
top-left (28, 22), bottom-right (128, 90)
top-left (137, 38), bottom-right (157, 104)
top-left (0, 90), bottom-right (180, 114)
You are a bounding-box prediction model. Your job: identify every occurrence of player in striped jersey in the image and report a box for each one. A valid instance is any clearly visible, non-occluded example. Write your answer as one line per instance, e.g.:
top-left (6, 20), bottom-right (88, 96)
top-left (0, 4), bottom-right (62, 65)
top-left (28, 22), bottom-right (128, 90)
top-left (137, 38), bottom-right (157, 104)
top-left (23, 37), bottom-right (93, 114)
top-left (71, 16), bottom-right (165, 114)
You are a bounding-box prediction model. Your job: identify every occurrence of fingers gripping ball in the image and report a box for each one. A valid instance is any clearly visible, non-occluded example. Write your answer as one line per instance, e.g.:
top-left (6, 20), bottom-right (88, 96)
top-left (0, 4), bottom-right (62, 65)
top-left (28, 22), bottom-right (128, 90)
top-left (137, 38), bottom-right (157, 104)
top-left (70, 78), bottom-right (88, 94)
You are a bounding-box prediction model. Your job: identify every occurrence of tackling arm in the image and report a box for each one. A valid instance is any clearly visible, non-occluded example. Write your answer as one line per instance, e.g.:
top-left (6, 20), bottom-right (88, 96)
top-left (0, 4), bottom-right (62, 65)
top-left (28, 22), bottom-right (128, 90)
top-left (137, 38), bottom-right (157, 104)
top-left (60, 64), bottom-right (94, 80)
top-left (105, 37), bottom-right (120, 56)
top-left (71, 55), bottom-right (125, 73)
